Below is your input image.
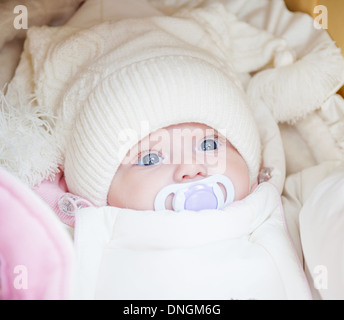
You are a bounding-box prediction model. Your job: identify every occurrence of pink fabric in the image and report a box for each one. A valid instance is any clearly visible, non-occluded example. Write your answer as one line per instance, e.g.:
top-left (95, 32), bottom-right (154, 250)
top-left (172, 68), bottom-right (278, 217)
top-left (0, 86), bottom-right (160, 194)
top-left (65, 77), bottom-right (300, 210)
top-left (34, 171), bottom-right (75, 227)
top-left (34, 171), bottom-right (93, 227)
top-left (0, 167), bottom-right (75, 300)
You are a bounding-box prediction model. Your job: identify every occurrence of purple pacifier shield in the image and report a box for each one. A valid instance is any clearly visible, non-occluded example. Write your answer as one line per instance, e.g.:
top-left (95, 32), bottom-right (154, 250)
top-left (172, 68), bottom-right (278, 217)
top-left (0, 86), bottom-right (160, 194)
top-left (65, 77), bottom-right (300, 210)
top-left (184, 184), bottom-right (218, 211)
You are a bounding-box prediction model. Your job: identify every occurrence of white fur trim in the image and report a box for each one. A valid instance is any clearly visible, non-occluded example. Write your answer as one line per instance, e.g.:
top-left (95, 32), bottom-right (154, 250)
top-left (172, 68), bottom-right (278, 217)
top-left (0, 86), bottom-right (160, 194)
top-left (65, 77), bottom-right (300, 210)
top-left (0, 89), bottom-right (61, 187)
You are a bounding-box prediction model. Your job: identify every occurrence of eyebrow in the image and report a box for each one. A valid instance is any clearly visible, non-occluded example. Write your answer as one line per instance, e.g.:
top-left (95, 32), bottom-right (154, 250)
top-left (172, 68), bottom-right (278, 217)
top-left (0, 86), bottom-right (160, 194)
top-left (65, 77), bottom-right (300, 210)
top-left (137, 133), bottom-right (165, 150)
top-left (132, 127), bottom-right (229, 155)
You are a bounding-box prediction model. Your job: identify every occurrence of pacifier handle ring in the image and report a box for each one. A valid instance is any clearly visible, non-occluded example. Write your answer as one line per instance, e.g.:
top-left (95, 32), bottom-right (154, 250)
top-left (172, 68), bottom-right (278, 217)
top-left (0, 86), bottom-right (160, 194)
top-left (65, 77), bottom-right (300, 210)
top-left (172, 191), bottom-right (186, 212)
top-left (211, 174), bottom-right (235, 207)
top-left (154, 184), bottom-right (178, 211)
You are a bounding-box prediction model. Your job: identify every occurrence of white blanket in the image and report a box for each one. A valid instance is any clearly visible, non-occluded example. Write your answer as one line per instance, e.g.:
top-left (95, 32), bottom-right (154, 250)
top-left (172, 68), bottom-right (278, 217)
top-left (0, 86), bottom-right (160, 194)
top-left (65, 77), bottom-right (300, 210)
top-left (0, 0), bottom-right (84, 88)
top-left (1, 0), bottom-right (343, 179)
top-left (74, 182), bottom-right (310, 300)
top-left (300, 167), bottom-right (344, 300)
top-left (1, 0), bottom-right (344, 300)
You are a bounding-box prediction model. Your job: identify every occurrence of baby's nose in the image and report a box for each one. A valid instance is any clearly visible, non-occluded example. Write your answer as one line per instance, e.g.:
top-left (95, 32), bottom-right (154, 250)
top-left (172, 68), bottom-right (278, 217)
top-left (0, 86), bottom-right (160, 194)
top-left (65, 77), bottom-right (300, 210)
top-left (174, 163), bottom-right (207, 182)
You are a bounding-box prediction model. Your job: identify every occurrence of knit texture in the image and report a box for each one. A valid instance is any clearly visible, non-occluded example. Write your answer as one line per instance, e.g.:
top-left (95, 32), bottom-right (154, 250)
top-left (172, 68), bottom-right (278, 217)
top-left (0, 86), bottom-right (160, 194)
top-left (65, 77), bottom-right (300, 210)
top-left (64, 55), bottom-right (261, 206)
top-left (3, 3), bottom-right (295, 206)
top-left (2, 0), bottom-right (344, 209)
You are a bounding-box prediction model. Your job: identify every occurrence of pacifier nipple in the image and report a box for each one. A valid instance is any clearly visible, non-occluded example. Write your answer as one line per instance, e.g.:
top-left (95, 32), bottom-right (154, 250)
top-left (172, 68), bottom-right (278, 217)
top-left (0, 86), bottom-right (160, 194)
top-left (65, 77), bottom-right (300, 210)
top-left (154, 174), bottom-right (235, 212)
top-left (183, 184), bottom-right (218, 211)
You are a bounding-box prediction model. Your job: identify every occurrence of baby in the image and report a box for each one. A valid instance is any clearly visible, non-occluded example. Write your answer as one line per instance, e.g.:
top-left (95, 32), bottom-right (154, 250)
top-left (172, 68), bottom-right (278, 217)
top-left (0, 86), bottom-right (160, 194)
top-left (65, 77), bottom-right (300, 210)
top-left (59, 20), bottom-right (264, 211)
top-left (2, 0), bottom-right (314, 300)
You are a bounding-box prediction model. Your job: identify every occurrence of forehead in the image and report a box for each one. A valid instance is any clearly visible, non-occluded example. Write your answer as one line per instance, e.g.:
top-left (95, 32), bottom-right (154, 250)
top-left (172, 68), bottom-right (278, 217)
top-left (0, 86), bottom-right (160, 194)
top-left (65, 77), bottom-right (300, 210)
top-left (122, 122), bottom-right (236, 164)
top-left (146, 122), bottom-right (219, 142)
top-left (133, 123), bottom-right (228, 152)
top-left (165, 122), bottom-right (213, 131)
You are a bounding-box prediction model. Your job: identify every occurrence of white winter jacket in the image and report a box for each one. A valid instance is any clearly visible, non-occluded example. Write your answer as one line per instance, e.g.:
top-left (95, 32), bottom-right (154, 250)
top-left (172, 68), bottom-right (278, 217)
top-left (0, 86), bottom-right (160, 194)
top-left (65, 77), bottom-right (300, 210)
top-left (74, 179), bottom-right (313, 300)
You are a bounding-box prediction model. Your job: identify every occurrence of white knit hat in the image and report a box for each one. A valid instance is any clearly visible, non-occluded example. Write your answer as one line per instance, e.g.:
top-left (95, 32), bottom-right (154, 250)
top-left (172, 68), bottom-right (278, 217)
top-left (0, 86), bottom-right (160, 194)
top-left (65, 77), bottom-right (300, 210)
top-left (7, 19), bottom-right (261, 207)
top-left (64, 55), bottom-right (261, 206)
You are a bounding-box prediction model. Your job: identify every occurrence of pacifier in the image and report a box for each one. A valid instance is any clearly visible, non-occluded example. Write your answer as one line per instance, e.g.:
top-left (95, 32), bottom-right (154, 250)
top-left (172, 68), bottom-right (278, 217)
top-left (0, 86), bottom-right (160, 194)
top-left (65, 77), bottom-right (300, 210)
top-left (154, 174), bottom-right (235, 212)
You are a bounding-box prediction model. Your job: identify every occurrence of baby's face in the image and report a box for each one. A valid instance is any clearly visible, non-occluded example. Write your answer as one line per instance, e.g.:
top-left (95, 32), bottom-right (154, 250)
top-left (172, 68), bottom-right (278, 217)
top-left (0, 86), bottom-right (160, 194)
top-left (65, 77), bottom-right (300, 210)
top-left (108, 123), bottom-right (255, 210)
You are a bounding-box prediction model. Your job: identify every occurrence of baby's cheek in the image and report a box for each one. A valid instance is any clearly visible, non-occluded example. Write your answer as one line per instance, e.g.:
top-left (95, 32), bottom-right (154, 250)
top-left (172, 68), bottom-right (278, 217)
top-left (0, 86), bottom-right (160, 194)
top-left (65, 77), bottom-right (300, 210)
top-left (232, 168), bottom-right (251, 200)
top-left (225, 163), bottom-right (250, 201)
top-left (127, 170), bottom-right (164, 210)
top-left (107, 188), bottom-right (120, 207)
top-left (233, 181), bottom-right (250, 201)
top-left (107, 169), bottom-right (132, 207)
top-left (206, 154), bottom-right (227, 176)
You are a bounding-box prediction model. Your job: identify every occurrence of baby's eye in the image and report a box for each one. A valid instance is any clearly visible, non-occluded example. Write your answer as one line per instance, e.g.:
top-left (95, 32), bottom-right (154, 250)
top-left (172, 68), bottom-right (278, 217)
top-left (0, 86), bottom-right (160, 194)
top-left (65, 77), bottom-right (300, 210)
top-left (137, 152), bottom-right (163, 166)
top-left (200, 139), bottom-right (219, 151)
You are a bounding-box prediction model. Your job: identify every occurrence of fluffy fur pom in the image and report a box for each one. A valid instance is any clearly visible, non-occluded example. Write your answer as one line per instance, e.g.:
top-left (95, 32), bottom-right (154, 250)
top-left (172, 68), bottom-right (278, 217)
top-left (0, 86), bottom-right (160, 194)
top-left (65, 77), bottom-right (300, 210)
top-left (0, 89), bottom-right (61, 187)
top-left (247, 42), bottom-right (344, 124)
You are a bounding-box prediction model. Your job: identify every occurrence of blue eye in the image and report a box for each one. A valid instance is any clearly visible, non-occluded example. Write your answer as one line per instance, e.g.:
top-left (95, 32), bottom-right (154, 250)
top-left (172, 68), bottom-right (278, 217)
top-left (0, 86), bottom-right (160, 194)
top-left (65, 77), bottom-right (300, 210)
top-left (137, 152), bottom-right (163, 166)
top-left (201, 139), bottom-right (219, 151)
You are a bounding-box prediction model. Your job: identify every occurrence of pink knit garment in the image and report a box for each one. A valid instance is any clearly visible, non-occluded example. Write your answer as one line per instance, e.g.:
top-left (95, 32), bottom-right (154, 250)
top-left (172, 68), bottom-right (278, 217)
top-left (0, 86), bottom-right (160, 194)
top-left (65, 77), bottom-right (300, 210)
top-left (0, 167), bottom-right (75, 299)
top-left (34, 171), bottom-right (92, 227)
